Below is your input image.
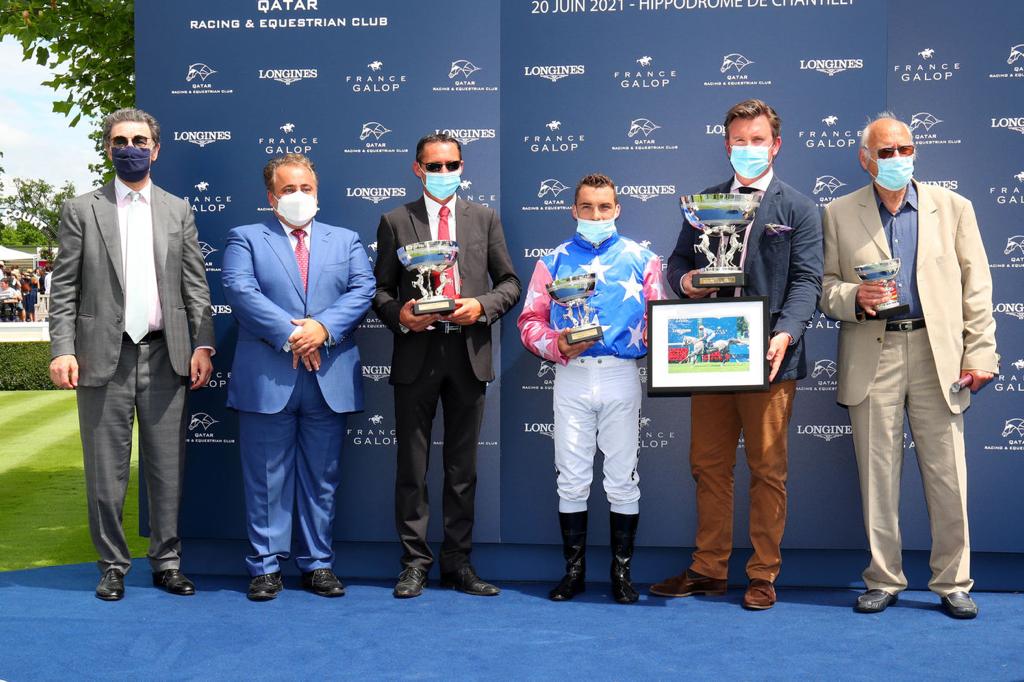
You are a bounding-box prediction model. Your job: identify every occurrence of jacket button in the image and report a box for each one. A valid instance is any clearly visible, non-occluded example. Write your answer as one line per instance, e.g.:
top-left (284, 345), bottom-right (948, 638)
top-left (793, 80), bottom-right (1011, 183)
top-left (876, 337), bottom-right (882, 343)
top-left (115, 315), bottom-right (122, 323)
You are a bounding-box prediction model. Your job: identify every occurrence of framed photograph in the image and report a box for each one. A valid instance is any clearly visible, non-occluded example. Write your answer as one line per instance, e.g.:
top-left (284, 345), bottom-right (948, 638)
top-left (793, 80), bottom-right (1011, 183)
top-left (646, 296), bottom-right (769, 396)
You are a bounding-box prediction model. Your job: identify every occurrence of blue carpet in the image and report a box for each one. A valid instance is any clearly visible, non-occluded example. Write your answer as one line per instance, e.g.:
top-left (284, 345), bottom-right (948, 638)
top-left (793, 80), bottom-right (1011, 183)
top-left (0, 562), bottom-right (1022, 680)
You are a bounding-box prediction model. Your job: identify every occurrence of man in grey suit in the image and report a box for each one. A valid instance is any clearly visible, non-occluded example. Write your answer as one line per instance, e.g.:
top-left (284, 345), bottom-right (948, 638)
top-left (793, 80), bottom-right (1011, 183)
top-left (373, 132), bottom-right (521, 598)
top-left (48, 108), bottom-right (215, 601)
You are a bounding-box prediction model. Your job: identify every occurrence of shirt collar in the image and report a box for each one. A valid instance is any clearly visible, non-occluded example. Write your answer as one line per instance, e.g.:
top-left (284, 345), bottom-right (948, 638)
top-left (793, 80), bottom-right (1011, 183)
top-left (278, 218), bottom-right (313, 235)
top-left (423, 192), bottom-right (457, 218)
top-left (114, 177), bottom-right (152, 204)
top-left (731, 168), bottom-right (774, 193)
top-left (874, 181), bottom-right (918, 214)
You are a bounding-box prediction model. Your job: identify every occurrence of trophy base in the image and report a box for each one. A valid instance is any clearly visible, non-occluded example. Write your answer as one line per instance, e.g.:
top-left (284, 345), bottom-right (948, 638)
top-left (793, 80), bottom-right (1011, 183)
top-left (414, 298), bottom-right (457, 315)
top-left (567, 325), bottom-right (604, 345)
top-left (693, 271), bottom-right (746, 288)
top-left (876, 303), bottom-right (911, 319)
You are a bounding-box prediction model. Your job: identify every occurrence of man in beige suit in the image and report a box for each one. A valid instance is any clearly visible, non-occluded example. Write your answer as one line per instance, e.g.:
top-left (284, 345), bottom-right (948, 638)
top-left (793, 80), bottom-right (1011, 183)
top-left (820, 114), bottom-right (998, 619)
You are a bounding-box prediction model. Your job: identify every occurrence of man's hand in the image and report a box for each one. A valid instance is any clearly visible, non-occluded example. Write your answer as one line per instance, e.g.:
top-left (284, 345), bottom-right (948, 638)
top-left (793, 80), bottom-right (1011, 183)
top-left (398, 299), bottom-right (442, 332)
top-left (556, 329), bottom-right (597, 359)
top-left (445, 298), bottom-right (484, 326)
top-left (190, 348), bottom-right (214, 389)
top-left (292, 348), bottom-right (322, 372)
top-left (962, 369), bottom-right (995, 393)
top-left (49, 354), bottom-right (78, 389)
top-left (289, 318), bottom-right (328, 355)
top-left (682, 270), bottom-right (715, 299)
top-left (766, 332), bottom-right (792, 382)
top-left (855, 282), bottom-right (894, 317)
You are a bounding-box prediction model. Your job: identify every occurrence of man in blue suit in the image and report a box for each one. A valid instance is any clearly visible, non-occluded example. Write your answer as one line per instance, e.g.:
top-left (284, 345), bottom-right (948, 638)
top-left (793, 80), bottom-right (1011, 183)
top-left (651, 99), bottom-right (823, 610)
top-left (222, 154), bottom-right (375, 601)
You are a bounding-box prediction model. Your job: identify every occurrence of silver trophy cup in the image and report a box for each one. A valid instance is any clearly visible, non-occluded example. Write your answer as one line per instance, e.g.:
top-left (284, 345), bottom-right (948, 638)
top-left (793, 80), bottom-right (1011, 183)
top-left (854, 258), bottom-right (909, 319)
top-left (680, 192), bottom-right (760, 289)
top-left (397, 240), bottom-right (459, 315)
top-left (546, 273), bottom-right (603, 345)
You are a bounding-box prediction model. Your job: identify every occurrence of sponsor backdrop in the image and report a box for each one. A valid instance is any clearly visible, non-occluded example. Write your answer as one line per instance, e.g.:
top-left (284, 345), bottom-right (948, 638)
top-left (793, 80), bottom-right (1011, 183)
top-left (135, 0), bottom-right (1024, 578)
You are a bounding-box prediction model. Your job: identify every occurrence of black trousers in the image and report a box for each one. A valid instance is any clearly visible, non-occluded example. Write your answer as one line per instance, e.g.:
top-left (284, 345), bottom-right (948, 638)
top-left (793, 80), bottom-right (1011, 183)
top-left (394, 330), bottom-right (486, 573)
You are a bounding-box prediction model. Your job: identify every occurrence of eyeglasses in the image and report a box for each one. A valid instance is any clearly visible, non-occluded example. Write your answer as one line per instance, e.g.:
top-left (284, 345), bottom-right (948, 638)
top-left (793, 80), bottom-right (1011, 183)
top-left (874, 145), bottom-right (914, 159)
top-left (111, 135), bottom-right (151, 149)
top-left (420, 160), bottom-right (462, 173)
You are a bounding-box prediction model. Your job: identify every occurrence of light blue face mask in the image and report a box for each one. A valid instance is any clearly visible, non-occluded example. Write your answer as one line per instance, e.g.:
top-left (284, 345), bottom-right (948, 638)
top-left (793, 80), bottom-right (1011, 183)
top-left (873, 155), bottom-right (914, 191)
top-left (576, 217), bottom-right (617, 246)
top-left (424, 170), bottom-right (462, 199)
top-left (729, 145), bottom-right (772, 179)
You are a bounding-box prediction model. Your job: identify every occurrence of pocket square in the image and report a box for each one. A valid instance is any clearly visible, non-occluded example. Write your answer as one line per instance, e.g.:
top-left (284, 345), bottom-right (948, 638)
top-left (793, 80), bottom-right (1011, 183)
top-left (765, 223), bottom-right (794, 236)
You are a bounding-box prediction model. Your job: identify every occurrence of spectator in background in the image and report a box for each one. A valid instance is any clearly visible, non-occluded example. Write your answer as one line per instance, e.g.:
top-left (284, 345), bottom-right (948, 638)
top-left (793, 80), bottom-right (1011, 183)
top-left (21, 275), bottom-right (38, 321)
top-left (0, 278), bottom-right (21, 322)
top-left (44, 266), bottom-right (53, 297)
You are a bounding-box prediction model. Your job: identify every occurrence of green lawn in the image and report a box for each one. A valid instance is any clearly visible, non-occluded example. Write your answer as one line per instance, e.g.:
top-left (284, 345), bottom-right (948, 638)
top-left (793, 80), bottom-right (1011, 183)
top-left (0, 391), bottom-right (147, 572)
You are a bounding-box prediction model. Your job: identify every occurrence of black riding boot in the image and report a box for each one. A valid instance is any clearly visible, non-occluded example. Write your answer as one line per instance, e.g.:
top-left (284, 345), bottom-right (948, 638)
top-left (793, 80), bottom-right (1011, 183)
top-left (549, 511), bottom-right (587, 601)
top-left (610, 511), bottom-right (639, 604)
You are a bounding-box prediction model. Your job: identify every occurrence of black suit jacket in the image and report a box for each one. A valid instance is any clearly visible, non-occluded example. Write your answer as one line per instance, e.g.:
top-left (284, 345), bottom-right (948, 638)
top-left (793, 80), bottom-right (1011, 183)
top-left (372, 197), bottom-right (521, 384)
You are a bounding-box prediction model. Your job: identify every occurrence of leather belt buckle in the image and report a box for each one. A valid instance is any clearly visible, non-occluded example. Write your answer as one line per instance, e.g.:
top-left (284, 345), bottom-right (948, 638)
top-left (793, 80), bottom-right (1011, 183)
top-left (885, 319), bottom-right (924, 332)
top-left (439, 321), bottom-right (462, 334)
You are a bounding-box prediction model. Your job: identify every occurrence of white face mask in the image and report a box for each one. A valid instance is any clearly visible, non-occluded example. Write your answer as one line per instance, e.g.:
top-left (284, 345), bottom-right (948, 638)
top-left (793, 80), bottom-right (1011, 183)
top-left (275, 191), bottom-right (318, 227)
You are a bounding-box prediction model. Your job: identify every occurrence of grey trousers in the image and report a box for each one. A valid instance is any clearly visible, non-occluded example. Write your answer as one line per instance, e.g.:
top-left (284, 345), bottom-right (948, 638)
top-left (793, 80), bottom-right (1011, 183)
top-left (77, 335), bottom-right (188, 574)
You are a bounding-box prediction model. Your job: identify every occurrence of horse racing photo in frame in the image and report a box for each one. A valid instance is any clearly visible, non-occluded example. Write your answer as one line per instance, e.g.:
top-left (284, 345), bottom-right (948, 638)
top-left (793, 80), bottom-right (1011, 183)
top-left (646, 297), bottom-right (769, 396)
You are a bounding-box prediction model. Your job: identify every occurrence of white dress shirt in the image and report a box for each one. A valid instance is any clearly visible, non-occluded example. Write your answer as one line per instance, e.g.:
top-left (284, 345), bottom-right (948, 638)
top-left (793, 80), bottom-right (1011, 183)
top-left (730, 167), bottom-right (774, 194)
top-left (114, 178), bottom-right (162, 332)
top-left (423, 193), bottom-right (461, 295)
top-left (279, 218), bottom-right (313, 254)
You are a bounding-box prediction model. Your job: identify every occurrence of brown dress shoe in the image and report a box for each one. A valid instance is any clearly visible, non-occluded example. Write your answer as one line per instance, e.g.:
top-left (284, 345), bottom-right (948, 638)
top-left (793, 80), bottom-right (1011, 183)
top-left (649, 569), bottom-right (727, 598)
top-left (743, 579), bottom-right (776, 610)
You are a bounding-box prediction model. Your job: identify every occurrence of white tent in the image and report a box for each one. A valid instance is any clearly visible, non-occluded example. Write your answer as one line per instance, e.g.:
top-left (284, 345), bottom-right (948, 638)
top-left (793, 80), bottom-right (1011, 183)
top-left (0, 245), bottom-right (38, 266)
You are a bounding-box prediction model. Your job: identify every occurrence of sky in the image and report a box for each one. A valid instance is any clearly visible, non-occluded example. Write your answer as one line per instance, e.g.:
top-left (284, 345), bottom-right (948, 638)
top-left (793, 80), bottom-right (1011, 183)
top-left (0, 36), bottom-right (99, 197)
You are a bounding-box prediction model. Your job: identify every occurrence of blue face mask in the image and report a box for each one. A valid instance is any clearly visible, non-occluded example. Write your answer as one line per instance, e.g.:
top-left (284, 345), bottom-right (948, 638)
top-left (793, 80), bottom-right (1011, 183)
top-left (111, 145), bottom-right (152, 183)
top-left (729, 145), bottom-right (771, 180)
top-left (873, 155), bottom-right (914, 191)
top-left (424, 170), bottom-right (462, 199)
top-left (576, 217), bottom-right (617, 246)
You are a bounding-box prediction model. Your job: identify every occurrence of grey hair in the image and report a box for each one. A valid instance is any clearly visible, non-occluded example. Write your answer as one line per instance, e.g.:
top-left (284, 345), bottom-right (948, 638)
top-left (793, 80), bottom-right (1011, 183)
top-left (101, 108), bottom-right (161, 148)
top-left (860, 112), bottom-right (913, 149)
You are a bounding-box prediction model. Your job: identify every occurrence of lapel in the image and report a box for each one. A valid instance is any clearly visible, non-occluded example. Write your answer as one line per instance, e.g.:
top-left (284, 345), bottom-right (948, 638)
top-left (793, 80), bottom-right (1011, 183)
top-left (855, 184), bottom-right (892, 259)
top-left (454, 197), bottom-right (473, 272)
top-left (305, 220), bottom-right (332, 297)
top-left (913, 181), bottom-right (938, 264)
top-left (150, 184), bottom-right (169, 288)
top-left (92, 183), bottom-right (124, 294)
top-left (261, 219), bottom-right (306, 300)
top-left (743, 175), bottom-right (781, 273)
top-left (409, 198), bottom-right (432, 244)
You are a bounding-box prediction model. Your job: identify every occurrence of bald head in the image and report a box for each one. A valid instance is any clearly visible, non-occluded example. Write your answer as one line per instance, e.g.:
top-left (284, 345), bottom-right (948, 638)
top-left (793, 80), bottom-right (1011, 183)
top-left (861, 116), bottom-right (913, 150)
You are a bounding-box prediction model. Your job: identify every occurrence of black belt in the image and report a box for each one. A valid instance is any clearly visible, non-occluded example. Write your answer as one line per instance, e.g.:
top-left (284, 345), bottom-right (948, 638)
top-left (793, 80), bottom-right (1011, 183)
top-left (885, 319), bottom-right (925, 332)
top-left (431, 321), bottom-right (462, 334)
top-left (122, 329), bottom-right (164, 344)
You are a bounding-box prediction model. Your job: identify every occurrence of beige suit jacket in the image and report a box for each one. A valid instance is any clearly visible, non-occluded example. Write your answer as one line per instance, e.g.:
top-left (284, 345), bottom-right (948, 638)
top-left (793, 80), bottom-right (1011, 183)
top-left (819, 180), bottom-right (998, 413)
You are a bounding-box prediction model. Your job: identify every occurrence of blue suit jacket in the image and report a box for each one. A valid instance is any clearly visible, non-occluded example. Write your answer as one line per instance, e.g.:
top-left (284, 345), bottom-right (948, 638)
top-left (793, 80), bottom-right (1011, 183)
top-left (667, 176), bottom-right (823, 382)
top-left (222, 218), bottom-right (375, 414)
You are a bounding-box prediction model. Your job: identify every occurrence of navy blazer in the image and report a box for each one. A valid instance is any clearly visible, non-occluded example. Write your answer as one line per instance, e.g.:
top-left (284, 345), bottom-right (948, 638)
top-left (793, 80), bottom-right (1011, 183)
top-left (222, 218), bottom-right (375, 414)
top-left (667, 175), bottom-right (823, 382)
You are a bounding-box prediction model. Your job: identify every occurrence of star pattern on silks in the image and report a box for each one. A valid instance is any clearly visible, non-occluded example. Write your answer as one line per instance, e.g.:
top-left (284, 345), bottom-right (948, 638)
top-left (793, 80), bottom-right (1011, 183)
top-left (589, 312), bottom-right (613, 338)
top-left (552, 242), bottom-right (571, 258)
top-left (620, 276), bottom-right (644, 303)
top-left (533, 335), bottom-right (553, 357)
top-left (523, 285), bottom-right (545, 311)
top-left (620, 239), bottom-right (646, 258)
top-left (581, 255), bottom-right (612, 284)
top-left (627, 319), bottom-right (645, 350)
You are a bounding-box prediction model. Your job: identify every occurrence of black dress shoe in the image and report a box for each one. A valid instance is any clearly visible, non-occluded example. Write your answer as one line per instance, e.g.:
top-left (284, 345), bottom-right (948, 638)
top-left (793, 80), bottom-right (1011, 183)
top-left (941, 591), bottom-right (979, 619)
top-left (96, 569), bottom-right (125, 601)
top-left (301, 568), bottom-right (345, 597)
top-left (393, 567), bottom-right (428, 599)
top-left (247, 572), bottom-right (284, 602)
top-left (854, 589), bottom-right (898, 613)
top-left (440, 565), bottom-right (500, 596)
top-left (152, 569), bottom-right (196, 596)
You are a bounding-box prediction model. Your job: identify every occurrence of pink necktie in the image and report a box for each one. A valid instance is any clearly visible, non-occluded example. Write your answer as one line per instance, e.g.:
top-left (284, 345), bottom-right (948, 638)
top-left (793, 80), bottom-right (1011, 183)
top-left (435, 205), bottom-right (456, 298)
top-left (292, 229), bottom-right (308, 290)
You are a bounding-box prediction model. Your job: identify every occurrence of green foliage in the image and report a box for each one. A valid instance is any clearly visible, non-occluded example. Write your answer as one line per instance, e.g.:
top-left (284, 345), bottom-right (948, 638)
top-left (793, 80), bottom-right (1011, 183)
top-left (0, 342), bottom-right (55, 390)
top-left (0, 177), bottom-right (75, 246)
top-left (0, 0), bottom-right (135, 180)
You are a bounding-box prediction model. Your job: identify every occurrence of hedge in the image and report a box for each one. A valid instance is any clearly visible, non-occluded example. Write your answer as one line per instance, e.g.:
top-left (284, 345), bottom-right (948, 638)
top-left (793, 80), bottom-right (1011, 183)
top-left (0, 342), bottom-right (55, 390)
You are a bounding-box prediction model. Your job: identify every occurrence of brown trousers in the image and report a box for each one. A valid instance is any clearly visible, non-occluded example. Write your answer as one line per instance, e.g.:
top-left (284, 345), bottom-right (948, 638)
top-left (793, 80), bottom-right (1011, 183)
top-left (688, 380), bottom-right (796, 582)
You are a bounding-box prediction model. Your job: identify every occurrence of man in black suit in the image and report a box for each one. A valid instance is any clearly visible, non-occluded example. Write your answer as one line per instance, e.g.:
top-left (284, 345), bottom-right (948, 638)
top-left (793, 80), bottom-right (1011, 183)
top-left (373, 132), bottom-right (521, 598)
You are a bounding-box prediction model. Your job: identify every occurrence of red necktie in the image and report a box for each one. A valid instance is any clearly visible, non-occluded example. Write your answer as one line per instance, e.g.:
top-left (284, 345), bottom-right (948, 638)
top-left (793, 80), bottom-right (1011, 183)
top-left (435, 205), bottom-right (457, 298)
top-left (292, 229), bottom-right (309, 290)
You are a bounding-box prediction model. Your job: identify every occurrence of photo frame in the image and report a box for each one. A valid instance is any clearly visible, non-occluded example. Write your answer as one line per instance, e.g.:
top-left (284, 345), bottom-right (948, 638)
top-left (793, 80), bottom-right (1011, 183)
top-left (646, 296), bottom-right (769, 396)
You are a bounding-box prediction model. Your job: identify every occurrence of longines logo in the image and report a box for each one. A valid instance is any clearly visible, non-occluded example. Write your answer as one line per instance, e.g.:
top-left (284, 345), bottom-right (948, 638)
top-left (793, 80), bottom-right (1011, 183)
top-left (989, 44), bottom-right (1024, 80)
top-left (911, 111), bottom-right (962, 148)
top-left (797, 114), bottom-right (861, 150)
top-left (173, 130), bottom-right (231, 148)
top-left (705, 52), bottom-right (771, 87)
top-left (343, 121), bottom-right (408, 155)
top-left (361, 365), bottom-right (391, 382)
top-left (638, 414), bottom-right (677, 450)
top-left (894, 48), bottom-right (960, 82)
top-left (798, 58), bottom-right (864, 77)
top-left (344, 59), bottom-right (407, 93)
top-left (995, 302), bottom-right (1024, 320)
top-left (611, 118), bottom-right (678, 153)
top-left (796, 423), bottom-right (852, 442)
top-left (989, 359), bottom-right (1024, 393)
top-left (458, 179), bottom-right (497, 208)
top-left (617, 184), bottom-right (677, 203)
top-left (258, 122), bottom-right (318, 155)
top-left (989, 171), bottom-right (1024, 207)
top-left (524, 422), bottom-right (555, 439)
top-left (523, 64), bottom-right (585, 82)
top-left (172, 63), bottom-right (234, 96)
top-left (187, 180), bottom-right (232, 214)
top-left (523, 121), bottom-right (584, 153)
top-left (704, 123), bottom-right (726, 136)
top-left (521, 179), bottom-right (571, 213)
top-left (799, 358), bottom-right (838, 393)
top-left (347, 414), bottom-right (396, 446)
top-left (612, 55), bottom-right (678, 88)
top-left (187, 412), bottom-right (235, 445)
top-left (346, 187), bottom-right (406, 205)
top-left (982, 416), bottom-right (1024, 452)
top-left (920, 179), bottom-right (959, 191)
top-left (812, 175), bottom-right (846, 206)
top-left (991, 117), bottom-right (1024, 135)
top-left (523, 246), bottom-right (557, 259)
top-left (432, 59), bottom-right (497, 93)
top-left (210, 304), bottom-right (232, 316)
top-left (258, 67), bottom-right (318, 85)
top-left (522, 361), bottom-right (556, 391)
top-left (436, 128), bottom-right (496, 146)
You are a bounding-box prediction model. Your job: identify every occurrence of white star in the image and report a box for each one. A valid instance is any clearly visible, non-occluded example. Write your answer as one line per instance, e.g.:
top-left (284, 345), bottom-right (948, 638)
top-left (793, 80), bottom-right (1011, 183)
top-left (627, 320), bottom-right (645, 349)
top-left (581, 256), bottom-right (612, 284)
top-left (621, 239), bottom-right (645, 257)
top-left (553, 242), bottom-right (571, 258)
top-left (524, 286), bottom-right (544, 310)
top-left (589, 313), bottom-right (613, 338)
top-left (620, 276), bottom-right (644, 303)
top-left (534, 335), bottom-right (553, 357)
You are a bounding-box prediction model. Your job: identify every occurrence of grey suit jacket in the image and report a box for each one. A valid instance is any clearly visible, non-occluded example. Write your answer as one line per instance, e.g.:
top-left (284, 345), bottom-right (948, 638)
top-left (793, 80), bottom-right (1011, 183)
top-left (49, 181), bottom-right (215, 386)
top-left (372, 197), bottom-right (521, 383)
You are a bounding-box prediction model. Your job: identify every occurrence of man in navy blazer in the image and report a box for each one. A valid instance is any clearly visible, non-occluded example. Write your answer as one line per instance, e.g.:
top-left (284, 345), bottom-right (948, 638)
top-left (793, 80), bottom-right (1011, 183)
top-left (651, 99), bottom-right (823, 610)
top-left (222, 154), bottom-right (375, 601)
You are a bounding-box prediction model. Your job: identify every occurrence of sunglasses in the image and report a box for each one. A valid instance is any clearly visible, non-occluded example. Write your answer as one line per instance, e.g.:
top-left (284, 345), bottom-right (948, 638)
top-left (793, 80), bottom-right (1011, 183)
top-left (111, 135), bottom-right (152, 149)
top-left (420, 160), bottom-right (462, 173)
top-left (874, 145), bottom-right (914, 159)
